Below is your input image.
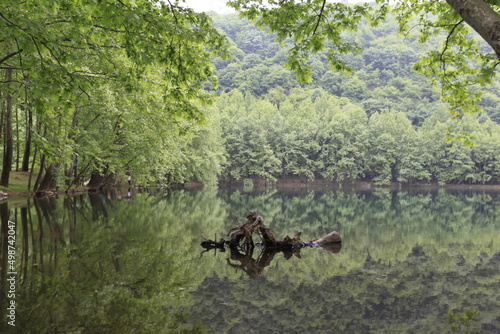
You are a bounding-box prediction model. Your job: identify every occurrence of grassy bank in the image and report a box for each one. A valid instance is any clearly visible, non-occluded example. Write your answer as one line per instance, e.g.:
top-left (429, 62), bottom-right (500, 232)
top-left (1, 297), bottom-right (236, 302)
top-left (0, 171), bottom-right (92, 197)
top-left (0, 171), bottom-right (133, 198)
top-left (0, 171), bottom-right (32, 194)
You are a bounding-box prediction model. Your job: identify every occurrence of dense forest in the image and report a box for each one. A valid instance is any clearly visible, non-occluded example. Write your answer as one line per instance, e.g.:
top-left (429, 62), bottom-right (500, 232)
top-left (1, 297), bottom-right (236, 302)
top-left (2, 2), bottom-right (500, 191)
top-left (0, 0), bottom-right (229, 192)
top-left (205, 13), bottom-right (500, 185)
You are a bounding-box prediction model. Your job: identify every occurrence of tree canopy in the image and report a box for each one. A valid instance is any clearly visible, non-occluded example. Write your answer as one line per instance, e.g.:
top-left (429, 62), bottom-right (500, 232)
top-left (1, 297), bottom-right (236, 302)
top-left (0, 0), bottom-right (229, 189)
top-left (214, 88), bottom-right (500, 185)
top-left (226, 0), bottom-right (500, 113)
top-left (2, 0), bottom-right (500, 190)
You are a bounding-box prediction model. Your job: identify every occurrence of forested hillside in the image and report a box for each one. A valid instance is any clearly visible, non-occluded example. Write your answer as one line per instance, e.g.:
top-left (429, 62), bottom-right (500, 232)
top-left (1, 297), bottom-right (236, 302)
top-left (205, 13), bottom-right (500, 185)
top-left (210, 13), bottom-right (500, 124)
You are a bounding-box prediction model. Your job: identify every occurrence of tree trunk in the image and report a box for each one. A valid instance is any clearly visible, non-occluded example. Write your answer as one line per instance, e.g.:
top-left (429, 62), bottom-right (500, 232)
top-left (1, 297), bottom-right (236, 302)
top-left (32, 152), bottom-right (44, 192)
top-left (21, 109), bottom-right (33, 172)
top-left (1, 68), bottom-right (13, 187)
top-left (36, 163), bottom-right (58, 192)
top-left (65, 107), bottom-right (80, 186)
top-left (15, 104), bottom-right (19, 171)
top-left (65, 154), bottom-right (77, 187)
top-left (201, 211), bottom-right (342, 278)
top-left (446, 0), bottom-right (500, 59)
top-left (88, 170), bottom-right (106, 189)
top-left (87, 169), bottom-right (116, 189)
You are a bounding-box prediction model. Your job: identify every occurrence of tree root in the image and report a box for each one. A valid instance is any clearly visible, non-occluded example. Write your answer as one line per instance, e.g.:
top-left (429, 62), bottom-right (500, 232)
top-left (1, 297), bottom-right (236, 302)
top-left (201, 210), bottom-right (341, 253)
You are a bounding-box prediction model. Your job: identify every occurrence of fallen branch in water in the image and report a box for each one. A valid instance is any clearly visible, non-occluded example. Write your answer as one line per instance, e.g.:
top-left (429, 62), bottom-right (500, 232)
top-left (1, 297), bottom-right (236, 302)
top-left (200, 211), bottom-right (342, 278)
top-left (201, 210), bottom-right (341, 253)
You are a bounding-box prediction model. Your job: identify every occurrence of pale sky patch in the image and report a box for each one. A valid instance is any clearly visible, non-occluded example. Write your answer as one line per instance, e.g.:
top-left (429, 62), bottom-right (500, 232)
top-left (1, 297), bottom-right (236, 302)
top-left (180, 0), bottom-right (236, 14)
top-left (180, 0), bottom-right (366, 14)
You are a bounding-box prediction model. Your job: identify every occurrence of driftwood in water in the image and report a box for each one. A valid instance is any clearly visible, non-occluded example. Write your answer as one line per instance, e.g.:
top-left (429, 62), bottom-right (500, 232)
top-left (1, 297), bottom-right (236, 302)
top-left (200, 211), bottom-right (342, 278)
top-left (201, 210), bottom-right (341, 253)
top-left (226, 210), bottom-right (278, 250)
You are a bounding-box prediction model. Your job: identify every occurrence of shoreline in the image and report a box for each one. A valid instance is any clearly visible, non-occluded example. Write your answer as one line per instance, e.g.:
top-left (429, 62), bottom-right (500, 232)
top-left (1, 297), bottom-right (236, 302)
top-left (219, 178), bottom-right (500, 191)
top-left (2, 178), bottom-right (500, 200)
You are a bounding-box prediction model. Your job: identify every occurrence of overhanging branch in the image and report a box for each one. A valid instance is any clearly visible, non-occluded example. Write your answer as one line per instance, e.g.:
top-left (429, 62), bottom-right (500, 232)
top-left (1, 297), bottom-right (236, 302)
top-left (0, 49), bottom-right (23, 65)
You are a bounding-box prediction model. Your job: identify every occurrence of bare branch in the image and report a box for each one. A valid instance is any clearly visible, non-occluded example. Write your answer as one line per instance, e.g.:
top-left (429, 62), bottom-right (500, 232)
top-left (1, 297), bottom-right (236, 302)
top-left (312, 0), bottom-right (327, 37)
top-left (30, 36), bottom-right (45, 68)
top-left (440, 19), bottom-right (464, 81)
top-left (0, 66), bottom-right (22, 70)
top-left (92, 24), bottom-right (127, 33)
top-left (0, 49), bottom-right (23, 66)
top-left (0, 10), bottom-right (20, 27)
top-left (167, 0), bottom-right (179, 24)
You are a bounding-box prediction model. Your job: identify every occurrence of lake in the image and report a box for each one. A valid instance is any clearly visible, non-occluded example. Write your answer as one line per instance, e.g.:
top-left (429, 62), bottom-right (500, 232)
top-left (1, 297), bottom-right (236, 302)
top-left (0, 186), bottom-right (499, 333)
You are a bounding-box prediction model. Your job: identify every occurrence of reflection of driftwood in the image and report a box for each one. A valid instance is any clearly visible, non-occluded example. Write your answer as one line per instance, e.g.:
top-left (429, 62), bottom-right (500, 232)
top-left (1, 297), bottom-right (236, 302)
top-left (226, 248), bottom-right (278, 279)
top-left (201, 211), bottom-right (342, 252)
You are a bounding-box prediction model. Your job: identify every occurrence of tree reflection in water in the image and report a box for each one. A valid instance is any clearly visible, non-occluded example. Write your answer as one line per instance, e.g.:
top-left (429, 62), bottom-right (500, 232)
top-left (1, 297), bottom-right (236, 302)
top-left (0, 187), bottom-right (498, 333)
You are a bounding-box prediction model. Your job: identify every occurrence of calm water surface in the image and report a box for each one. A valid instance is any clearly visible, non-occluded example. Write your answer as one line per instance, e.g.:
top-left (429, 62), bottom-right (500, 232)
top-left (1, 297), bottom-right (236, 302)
top-left (0, 186), bottom-right (499, 333)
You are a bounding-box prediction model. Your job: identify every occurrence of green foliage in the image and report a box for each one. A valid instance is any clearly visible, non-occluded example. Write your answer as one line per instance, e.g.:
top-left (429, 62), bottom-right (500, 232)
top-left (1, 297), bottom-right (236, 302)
top-left (214, 87), bottom-right (500, 185)
top-left (448, 310), bottom-right (480, 334)
top-left (3, 1), bottom-right (500, 189)
top-left (0, 0), bottom-right (230, 187)
top-left (205, 11), bottom-right (500, 185)
top-left (393, 0), bottom-right (500, 115)
top-left (210, 11), bottom-right (500, 127)
top-left (225, 0), bottom-right (500, 114)
top-left (227, 0), bottom-right (385, 82)
top-left (218, 91), bottom-right (281, 181)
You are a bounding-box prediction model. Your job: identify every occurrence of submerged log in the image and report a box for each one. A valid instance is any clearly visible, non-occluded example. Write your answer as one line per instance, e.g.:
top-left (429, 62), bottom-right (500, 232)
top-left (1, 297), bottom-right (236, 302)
top-left (201, 210), bottom-right (341, 253)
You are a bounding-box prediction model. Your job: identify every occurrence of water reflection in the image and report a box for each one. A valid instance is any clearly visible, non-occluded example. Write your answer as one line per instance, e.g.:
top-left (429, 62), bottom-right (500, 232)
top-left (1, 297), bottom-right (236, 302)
top-left (0, 187), bottom-right (498, 333)
top-left (202, 243), bottom-right (342, 279)
top-left (227, 247), bottom-right (284, 279)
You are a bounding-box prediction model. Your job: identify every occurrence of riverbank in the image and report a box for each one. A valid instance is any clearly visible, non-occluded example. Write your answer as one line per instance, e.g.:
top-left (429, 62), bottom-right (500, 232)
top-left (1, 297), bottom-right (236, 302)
top-left (220, 177), bottom-right (500, 193)
top-left (3, 172), bottom-right (500, 200)
top-left (0, 171), bottom-right (170, 199)
top-left (0, 171), bottom-right (118, 199)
